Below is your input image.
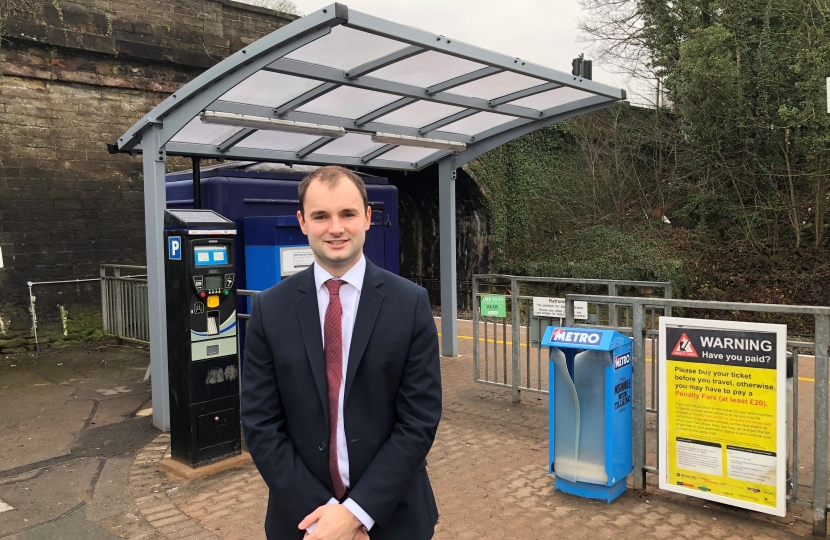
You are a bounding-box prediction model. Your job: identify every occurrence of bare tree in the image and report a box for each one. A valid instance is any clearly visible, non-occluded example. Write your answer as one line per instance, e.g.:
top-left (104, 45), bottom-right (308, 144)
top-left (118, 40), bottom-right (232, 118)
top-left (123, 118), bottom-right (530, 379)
top-left (577, 0), bottom-right (663, 108)
top-left (234, 0), bottom-right (302, 16)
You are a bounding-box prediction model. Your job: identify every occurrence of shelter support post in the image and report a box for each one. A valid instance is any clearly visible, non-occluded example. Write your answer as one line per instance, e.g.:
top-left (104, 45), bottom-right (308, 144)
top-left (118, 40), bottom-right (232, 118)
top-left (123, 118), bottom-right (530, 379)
top-left (632, 303), bottom-right (646, 490)
top-left (192, 157), bottom-right (201, 209)
top-left (812, 315), bottom-right (829, 536)
top-left (472, 275), bottom-right (479, 381)
top-left (438, 157), bottom-right (458, 357)
top-left (510, 278), bottom-right (520, 403)
top-left (143, 126), bottom-right (171, 431)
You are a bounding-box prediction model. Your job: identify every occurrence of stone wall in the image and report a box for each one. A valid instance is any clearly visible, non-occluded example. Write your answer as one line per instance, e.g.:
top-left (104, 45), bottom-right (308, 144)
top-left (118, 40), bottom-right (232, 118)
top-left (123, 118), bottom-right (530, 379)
top-left (0, 0), bottom-right (294, 351)
top-left (382, 165), bottom-right (493, 313)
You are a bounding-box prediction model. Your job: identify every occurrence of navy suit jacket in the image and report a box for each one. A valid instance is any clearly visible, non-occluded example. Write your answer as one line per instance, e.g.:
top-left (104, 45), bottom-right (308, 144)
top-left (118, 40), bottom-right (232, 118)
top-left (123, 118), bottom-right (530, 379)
top-left (241, 259), bottom-right (442, 540)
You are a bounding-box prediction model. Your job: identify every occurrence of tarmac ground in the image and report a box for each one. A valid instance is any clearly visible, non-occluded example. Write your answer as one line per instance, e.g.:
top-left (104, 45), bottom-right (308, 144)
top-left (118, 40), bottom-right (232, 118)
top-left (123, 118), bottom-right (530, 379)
top-left (0, 324), bottom-right (821, 539)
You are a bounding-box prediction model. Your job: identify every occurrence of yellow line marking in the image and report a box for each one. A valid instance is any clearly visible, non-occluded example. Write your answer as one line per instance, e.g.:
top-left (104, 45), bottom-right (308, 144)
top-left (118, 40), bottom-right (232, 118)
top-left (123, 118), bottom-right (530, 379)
top-left (441, 333), bottom-right (523, 345)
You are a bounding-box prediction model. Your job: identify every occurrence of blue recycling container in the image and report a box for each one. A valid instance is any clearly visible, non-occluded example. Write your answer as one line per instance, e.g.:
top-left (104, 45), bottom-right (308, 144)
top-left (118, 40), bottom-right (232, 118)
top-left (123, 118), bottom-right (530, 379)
top-left (542, 327), bottom-right (633, 502)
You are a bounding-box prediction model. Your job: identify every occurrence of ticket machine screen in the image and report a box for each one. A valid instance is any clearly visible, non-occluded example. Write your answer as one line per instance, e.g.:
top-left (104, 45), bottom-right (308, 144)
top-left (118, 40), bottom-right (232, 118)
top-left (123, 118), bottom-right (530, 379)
top-left (204, 275), bottom-right (222, 290)
top-left (194, 245), bottom-right (229, 266)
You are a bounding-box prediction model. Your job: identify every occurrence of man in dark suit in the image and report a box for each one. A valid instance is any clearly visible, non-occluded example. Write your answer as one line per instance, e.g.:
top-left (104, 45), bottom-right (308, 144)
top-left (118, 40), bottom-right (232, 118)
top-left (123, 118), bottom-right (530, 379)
top-left (241, 166), bottom-right (442, 540)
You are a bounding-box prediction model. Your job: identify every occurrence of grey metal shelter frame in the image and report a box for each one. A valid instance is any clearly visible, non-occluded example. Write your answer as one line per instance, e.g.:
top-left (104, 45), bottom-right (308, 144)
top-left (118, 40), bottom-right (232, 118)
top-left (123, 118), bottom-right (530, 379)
top-left (113, 2), bottom-right (626, 430)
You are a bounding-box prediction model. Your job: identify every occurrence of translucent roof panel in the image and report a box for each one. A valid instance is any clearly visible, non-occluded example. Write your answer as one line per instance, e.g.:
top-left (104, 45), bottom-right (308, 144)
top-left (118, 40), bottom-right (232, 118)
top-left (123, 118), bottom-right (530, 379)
top-left (370, 51), bottom-right (487, 88)
top-left (235, 130), bottom-right (323, 152)
top-left (284, 25), bottom-right (409, 71)
top-left (381, 146), bottom-right (440, 164)
top-left (218, 71), bottom-right (323, 108)
top-left (374, 101), bottom-right (465, 129)
top-left (448, 72), bottom-right (546, 101)
top-left (439, 112), bottom-right (516, 136)
top-left (118, 7), bottom-right (626, 173)
top-left (171, 118), bottom-right (242, 146)
top-left (508, 86), bottom-right (595, 111)
top-left (310, 133), bottom-right (384, 158)
top-left (295, 86), bottom-right (402, 119)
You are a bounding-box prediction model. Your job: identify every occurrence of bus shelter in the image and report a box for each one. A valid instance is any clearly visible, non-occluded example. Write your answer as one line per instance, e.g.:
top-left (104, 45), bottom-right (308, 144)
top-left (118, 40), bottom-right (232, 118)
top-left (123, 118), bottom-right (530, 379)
top-left (113, 2), bottom-right (626, 430)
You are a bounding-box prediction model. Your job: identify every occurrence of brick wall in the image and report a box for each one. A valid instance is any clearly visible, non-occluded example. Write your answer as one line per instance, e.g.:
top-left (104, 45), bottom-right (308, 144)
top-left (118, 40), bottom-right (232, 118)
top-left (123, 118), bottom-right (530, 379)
top-left (0, 0), bottom-right (294, 350)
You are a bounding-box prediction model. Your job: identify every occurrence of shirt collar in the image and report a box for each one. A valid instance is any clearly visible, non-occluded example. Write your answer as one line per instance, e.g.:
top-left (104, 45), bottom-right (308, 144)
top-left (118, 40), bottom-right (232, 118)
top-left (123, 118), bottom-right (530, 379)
top-left (313, 254), bottom-right (366, 294)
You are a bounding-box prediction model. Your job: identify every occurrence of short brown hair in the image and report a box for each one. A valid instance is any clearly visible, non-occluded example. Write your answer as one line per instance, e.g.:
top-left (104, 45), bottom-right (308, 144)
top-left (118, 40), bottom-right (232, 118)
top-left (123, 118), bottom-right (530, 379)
top-left (298, 166), bottom-right (368, 217)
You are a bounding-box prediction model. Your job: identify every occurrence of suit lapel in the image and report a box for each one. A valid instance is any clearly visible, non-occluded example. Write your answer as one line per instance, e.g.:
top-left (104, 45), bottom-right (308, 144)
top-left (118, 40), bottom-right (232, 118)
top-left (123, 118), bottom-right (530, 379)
top-left (344, 260), bottom-right (384, 404)
top-left (296, 267), bottom-right (329, 424)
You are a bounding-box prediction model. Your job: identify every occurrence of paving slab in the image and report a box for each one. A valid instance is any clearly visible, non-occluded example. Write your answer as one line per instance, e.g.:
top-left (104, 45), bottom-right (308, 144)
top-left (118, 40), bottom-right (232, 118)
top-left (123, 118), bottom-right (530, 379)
top-left (0, 342), bottom-right (163, 539)
top-left (0, 384), bottom-right (92, 470)
top-left (0, 343), bottom-right (152, 472)
top-left (0, 457), bottom-right (102, 537)
top-left (16, 505), bottom-right (120, 540)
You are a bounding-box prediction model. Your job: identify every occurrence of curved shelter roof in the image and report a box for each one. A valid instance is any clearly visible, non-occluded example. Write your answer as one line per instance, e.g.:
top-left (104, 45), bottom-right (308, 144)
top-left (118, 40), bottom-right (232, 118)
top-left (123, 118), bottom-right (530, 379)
top-left (116, 3), bottom-right (626, 431)
top-left (114, 3), bottom-right (624, 170)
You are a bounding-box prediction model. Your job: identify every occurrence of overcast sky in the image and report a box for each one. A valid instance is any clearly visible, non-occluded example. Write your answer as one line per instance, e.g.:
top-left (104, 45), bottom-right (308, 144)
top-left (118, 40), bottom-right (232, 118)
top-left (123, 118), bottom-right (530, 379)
top-left (282, 0), bottom-right (630, 95)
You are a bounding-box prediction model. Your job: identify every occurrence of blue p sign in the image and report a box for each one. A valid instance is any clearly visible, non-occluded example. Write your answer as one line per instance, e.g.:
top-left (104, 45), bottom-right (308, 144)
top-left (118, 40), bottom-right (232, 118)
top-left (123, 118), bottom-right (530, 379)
top-left (168, 236), bottom-right (182, 260)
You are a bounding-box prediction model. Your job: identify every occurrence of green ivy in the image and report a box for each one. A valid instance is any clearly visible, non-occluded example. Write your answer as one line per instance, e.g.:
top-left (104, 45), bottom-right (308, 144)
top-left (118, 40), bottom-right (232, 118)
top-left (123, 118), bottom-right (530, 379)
top-left (466, 116), bottom-right (686, 294)
top-left (466, 122), bottom-right (581, 266)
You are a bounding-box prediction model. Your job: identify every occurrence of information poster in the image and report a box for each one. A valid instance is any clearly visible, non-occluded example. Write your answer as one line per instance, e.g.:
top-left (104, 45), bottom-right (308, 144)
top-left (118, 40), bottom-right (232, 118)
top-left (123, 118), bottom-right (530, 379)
top-left (280, 246), bottom-right (314, 277)
top-left (531, 297), bottom-right (589, 320)
top-left (658, 317), bottom-right (786, 517)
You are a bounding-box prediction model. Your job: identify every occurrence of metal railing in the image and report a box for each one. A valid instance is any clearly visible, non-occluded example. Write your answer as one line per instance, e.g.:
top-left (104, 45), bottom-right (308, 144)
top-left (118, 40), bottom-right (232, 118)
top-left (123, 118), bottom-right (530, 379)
top-left (236, 289), bottom-right (258, 356)
top-left (564, 294), bottom-right (830, 536)
top-left (237, 290), bottom-right (257, 320)
top-left (101, 264), bottom-right (149, 344)
top-left (471, 274), bottom-right (672, 403)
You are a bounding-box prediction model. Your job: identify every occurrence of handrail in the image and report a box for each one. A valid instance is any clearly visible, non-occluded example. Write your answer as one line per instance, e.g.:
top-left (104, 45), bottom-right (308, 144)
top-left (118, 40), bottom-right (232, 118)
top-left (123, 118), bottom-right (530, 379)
top-left (565, 294), bottom-right (830, 316)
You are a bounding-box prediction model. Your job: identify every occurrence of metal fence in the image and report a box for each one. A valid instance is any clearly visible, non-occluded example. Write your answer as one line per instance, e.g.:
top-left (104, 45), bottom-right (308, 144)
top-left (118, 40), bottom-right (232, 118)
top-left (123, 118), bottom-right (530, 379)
top-left (563, 294), bottom-right (830, 536)
top-left (106, 270), bottom-right (829, 530)
top-left (101, 264), bottom-right (150, 344)
top-left (471, 274), bottom-right (672, 403)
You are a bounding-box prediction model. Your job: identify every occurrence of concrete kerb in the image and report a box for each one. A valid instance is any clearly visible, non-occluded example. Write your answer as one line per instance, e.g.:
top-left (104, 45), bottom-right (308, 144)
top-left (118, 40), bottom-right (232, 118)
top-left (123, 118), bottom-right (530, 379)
top-left (157, 452), bottom-right (253, 482)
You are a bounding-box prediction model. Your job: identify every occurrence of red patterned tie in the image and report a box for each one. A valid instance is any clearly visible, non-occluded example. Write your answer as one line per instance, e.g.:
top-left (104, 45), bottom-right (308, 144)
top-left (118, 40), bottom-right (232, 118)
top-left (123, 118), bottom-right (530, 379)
top-left (324, 279), bottom-right (347, 500)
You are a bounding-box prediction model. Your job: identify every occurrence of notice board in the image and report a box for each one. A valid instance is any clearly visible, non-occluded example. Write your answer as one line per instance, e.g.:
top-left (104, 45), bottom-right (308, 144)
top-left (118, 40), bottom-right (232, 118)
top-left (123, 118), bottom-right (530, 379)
top-left (480, 295), bottom-right (506, 318)
top-left (658, 317), bottom-right (786, 516)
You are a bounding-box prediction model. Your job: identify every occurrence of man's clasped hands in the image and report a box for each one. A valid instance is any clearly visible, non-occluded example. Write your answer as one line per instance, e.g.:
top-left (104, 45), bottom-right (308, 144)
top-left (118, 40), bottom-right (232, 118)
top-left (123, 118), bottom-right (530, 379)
top-left (300, 504), bottom-right (370, 540)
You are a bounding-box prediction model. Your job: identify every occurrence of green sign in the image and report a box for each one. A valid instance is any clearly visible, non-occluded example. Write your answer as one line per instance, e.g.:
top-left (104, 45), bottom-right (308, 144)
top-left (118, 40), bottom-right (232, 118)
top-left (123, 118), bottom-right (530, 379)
top-left (480, 295), bottom-right (506, 318)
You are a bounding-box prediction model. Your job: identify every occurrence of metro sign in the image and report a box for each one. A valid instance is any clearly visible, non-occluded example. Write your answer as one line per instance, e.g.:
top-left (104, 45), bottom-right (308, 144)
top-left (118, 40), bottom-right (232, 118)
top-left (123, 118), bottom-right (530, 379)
top-left (550, 328), bottom-right (602, 345)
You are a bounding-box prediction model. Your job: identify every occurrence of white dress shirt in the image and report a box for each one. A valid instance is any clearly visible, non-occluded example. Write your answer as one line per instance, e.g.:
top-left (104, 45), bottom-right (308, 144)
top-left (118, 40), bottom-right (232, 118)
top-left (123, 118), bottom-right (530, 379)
top-left (307, 254), bottom-right (375, 532)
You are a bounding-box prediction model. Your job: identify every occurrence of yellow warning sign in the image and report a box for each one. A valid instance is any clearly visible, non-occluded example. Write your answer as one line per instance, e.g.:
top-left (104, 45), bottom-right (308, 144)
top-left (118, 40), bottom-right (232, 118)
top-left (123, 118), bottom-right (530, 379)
top-left (659, 318), bottom-right (786, 517)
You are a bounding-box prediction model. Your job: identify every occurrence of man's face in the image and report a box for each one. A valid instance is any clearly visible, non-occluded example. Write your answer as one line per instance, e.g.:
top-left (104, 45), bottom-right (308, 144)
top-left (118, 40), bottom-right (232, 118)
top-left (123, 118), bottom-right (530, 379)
top-left (297, 177), bottom-right (371, 276)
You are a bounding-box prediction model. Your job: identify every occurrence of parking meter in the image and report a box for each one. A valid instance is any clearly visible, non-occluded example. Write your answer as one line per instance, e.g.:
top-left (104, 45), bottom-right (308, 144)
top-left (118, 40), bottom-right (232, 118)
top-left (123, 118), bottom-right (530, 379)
top-left (164, 209), bottom-right (241, 467)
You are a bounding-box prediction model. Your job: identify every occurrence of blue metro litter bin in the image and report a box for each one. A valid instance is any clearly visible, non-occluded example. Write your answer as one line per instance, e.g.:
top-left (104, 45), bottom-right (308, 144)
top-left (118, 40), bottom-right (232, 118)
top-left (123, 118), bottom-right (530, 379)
top-left (542, 327), bottom-right (633, 502)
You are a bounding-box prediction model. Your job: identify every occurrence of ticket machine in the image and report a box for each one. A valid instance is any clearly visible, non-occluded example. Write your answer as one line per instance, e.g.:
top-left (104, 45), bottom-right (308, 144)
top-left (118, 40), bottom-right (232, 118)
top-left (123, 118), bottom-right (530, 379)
top-left (164, 209), bottom-right (241, 467)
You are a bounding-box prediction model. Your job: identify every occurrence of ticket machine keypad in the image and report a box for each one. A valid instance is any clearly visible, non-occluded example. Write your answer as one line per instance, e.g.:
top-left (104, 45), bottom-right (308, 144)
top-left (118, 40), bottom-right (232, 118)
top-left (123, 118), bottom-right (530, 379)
top-left (193, 275), bottom-right (231, 295)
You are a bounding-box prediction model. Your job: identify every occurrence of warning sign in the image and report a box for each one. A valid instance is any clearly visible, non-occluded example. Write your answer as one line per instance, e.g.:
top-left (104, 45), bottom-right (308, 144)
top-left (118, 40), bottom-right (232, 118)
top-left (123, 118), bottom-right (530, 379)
top-left (671, 333), bottom-right (698, 357)
top-left (658, 318), bottom-right (786, 517)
